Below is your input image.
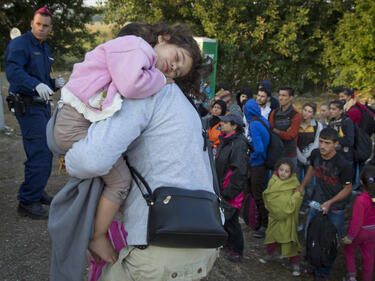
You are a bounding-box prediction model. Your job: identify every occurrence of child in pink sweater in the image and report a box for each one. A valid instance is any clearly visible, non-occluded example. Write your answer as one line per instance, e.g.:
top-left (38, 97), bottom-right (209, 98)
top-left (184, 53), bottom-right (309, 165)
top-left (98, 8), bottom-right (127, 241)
top-left (342, 165), bottom-right (375, 281)
top-left (54, 23), bottom-right (212, 264)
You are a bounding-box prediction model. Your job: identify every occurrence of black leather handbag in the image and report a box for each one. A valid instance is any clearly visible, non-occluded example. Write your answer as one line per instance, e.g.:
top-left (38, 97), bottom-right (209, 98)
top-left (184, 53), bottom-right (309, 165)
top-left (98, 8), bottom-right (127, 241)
top-left (125, 122), bottom-right (229, 248)
top-left (126, 162), bottom-right (228, 248)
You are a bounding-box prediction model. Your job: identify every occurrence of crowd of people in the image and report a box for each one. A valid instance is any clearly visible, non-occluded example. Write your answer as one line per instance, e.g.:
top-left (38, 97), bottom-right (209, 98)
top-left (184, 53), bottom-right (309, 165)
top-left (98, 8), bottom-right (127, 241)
top-left (4, 5), bottom-right (375, 281)
top-left (200, 81), bottom-right (375, 281)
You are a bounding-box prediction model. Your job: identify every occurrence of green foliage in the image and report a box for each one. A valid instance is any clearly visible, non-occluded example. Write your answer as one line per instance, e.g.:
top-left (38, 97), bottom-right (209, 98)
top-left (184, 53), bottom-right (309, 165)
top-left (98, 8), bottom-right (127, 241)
top-left (103, 0), bottom-right (357, 94)
top-left (323, 0), bottom-right (375, 95)
top-left (0, 0), bottom-right (98, 70)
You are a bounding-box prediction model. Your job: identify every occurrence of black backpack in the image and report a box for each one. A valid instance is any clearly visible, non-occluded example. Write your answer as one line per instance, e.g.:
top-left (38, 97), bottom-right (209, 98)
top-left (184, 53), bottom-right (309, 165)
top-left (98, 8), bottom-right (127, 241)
top-left (352, 105), bottom-right (375, 136)
top-left (353, 122), bottom-right (372, 163)
top-left (250, 116), bottom-right (285, 169)
top-left (306, 214), bottom-right (339, 268)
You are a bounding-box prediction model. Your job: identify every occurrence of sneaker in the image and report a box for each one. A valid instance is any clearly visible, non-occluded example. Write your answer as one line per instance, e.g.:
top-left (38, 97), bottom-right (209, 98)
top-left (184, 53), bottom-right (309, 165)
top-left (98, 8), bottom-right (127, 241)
top-left (292, 263), bottom-right (301, 276)
top-left (225, 251), bottom-right (242, 263)
top-left (259, 254), bottom-right (273, 264)
top-left (253, 226), bottom-right (266, 238)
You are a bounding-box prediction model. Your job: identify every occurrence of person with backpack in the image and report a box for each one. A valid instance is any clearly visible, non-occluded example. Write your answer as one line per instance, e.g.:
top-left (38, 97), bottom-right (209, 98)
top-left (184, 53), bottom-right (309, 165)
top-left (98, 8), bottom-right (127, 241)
top-left (328, 100), bottom-right (355, 165)
top-left (338, 88), bottom-right (375, 136)
top-left (215, 112), bottom-right (251, 262)
top-left (259, 158), bottom-right (303, 276)
top-left (342, 165), bottom-right (375, 281)
top-left (338, 89), bottom-right (375, 188)
top-left (244, 99), bottom-right (271, 238)
top-left (269, 86), bottom-right (302, 166)
top-left (296, 127), bottom-right (353, 281)
top-left (297, 102), bottom-right (322, 214)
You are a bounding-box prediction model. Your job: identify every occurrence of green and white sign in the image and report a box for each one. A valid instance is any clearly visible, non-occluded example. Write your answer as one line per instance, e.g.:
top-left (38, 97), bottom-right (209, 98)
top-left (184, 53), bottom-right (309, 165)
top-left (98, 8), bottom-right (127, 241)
top-left (194, 37), bottom-right (218, 97)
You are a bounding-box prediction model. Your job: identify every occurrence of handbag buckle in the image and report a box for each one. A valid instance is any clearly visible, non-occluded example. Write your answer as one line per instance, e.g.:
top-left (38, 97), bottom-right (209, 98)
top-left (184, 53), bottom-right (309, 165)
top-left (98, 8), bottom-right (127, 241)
top-left (144, 194), bottom-right (154, 206)
top-left (163, 195), bottom-right (171, 204)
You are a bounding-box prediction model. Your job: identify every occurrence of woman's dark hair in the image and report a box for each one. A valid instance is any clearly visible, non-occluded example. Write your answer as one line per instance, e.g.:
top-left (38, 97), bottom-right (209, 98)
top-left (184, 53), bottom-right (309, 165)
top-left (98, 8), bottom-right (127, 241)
top-left (274, 157), bottom-right (296, 174)
top-left (329, 100), bottom-right (345, 110)
top-left (212, 99), bottom-right (227, 116)
top-left (117, 22), bottom-right (213, 98)
top-left (230, 121), bottom-right (244, 134)
top-left (303, 102), bottom-right (317, 115)
top-left (339, 88), bottom-right (353, 98)
top-left (360, 165), bottom-right (375, 206)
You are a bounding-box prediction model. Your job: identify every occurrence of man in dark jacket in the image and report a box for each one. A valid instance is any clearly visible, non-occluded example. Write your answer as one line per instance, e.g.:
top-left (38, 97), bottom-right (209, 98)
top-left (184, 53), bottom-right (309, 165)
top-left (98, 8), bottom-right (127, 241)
top-left (269, 86), bottom-right (302, 164)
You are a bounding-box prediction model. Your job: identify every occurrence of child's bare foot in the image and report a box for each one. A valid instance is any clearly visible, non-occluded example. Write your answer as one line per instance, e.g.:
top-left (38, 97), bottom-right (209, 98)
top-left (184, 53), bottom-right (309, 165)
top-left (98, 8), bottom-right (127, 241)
top-left (88, 235), bottom-right (118, 263)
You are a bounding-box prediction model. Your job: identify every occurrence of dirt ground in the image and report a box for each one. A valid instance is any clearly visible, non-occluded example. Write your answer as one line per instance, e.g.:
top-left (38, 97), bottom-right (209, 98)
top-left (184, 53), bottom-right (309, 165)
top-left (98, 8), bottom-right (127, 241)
top-left (0, 73), bottom-right (368, 281)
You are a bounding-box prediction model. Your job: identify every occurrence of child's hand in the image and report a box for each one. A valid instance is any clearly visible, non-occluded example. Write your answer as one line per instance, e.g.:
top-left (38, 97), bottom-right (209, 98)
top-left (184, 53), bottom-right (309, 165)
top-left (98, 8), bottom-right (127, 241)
top-left (166, 77), bottom-right (175, 84)
top-left (294, 185), bottom-right (304, 195)
top-left (342, 236), bottom-right (352, 245)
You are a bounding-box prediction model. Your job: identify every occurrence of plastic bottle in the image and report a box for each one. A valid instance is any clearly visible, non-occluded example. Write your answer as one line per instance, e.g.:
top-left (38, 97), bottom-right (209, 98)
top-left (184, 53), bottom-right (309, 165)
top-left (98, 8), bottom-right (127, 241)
top-left (309, 201), bottom-right (322, 211)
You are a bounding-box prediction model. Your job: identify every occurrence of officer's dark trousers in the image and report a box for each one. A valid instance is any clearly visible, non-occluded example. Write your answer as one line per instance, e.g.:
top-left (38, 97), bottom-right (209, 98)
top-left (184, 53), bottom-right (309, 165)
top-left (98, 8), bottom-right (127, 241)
top-left (15, 104), bottom-right (53, 203)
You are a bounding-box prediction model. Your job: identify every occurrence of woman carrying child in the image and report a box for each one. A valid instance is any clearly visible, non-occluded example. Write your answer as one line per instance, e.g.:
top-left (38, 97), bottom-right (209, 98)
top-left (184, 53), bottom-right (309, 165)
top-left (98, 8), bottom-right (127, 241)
top-left (260, 158), bottom-right (303, 277)
top-left (342, 165), bottom-right (375, 281)
top-left (53, 22), bottom-right (212, 263)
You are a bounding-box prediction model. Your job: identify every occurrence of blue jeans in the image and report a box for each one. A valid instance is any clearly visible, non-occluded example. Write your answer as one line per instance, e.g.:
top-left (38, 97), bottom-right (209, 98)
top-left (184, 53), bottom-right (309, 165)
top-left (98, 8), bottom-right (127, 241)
top-left (304, 207), bottom-right (346, 277)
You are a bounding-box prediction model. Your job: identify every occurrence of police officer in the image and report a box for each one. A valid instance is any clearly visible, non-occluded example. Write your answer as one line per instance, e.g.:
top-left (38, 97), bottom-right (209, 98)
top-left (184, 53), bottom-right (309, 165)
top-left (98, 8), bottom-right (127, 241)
top-left (4, 6), bottom-right (65, 219)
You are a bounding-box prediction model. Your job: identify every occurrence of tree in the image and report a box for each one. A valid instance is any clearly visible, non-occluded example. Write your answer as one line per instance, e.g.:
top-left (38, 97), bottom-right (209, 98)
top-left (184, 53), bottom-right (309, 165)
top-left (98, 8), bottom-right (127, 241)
top-left (323, 0), bottom-right (375, 95)
top-left (102, 0), bottom-right (354, 93)
top-left (0, 0), bottom-right (98, 69)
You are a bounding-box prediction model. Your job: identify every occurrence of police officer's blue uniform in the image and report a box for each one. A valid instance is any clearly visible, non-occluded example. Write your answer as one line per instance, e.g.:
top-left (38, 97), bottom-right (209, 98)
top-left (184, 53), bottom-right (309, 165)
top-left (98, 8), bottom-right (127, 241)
top-left (5, 30), bottom-right (56, 204)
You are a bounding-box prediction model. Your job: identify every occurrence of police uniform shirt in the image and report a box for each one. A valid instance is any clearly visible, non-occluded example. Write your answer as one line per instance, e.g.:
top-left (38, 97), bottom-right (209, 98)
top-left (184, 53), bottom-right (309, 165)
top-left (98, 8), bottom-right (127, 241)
top-left (5, 30), bottom-right (56, 96)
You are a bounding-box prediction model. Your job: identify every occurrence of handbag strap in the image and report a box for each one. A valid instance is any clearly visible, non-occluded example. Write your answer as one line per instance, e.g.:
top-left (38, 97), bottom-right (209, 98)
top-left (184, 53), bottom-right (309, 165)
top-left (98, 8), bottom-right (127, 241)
top-left (125, 128), bottom-right (221, 206)
top-left (125, 157), bottom-right (154, 206)
top-left (125, 97), bottom-right (222, 206)
top-left (201, 123), bottom-right (222, 198)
